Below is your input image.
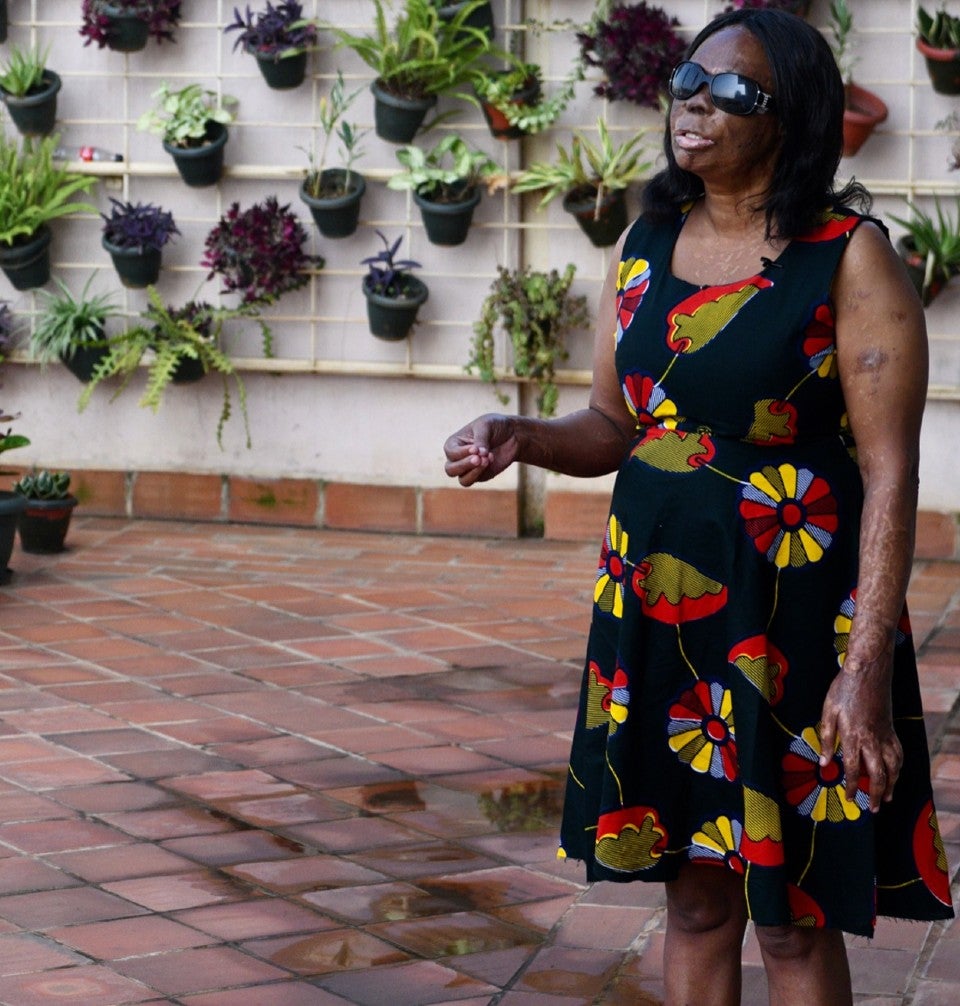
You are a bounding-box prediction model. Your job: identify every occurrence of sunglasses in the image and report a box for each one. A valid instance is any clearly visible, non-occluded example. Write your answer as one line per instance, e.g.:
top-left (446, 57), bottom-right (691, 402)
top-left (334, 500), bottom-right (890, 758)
top-left (668, 61), bottom-right (775, 116)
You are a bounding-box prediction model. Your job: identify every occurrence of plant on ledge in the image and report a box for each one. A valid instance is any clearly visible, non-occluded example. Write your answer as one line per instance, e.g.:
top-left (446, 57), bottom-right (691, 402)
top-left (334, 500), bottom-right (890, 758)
top-left (576, 1), bottom-right (685, 109)
top-left (80, 0), bottom-right (182, 48)
top-left (200, 196), bottom-right (320, 311)
top-left (467, 264), bottom-right (589, 418)
top-left (78, 290), bottom-right (252, 449)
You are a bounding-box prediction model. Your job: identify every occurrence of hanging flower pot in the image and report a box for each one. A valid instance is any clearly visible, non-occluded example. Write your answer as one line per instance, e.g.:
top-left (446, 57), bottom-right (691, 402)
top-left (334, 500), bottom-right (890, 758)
top-left (917, 39), bottom-right (960, 95)
top-left (253, 49), bottom-right (308, 89)
top-left (163, 121), bottom-right (229, 187)
top-left (842, 83), bottom-right (888, 157)
top-left (101, 238), bottom-right (162, 288)
top-left (172, 356), bottom-right (206, 383)
top-left (0, 226), bottom-right (52, 291)
top-left (437, 0), bottom-right (494, 37)
top-left (1, 69), bottom-right (61, 137)
top-left (100, 3), bottom-right (151, 52)
top-left (562, 188), bottom-right (628, 248)
top-left (62, 341), bottom-right (111, 383)
top-left (299, 170), bottom-right (366, 239)
top-left (363, 276), bottom-right (429, 340)
top-left (478, 70), bottom-right (543, 140)
top-left (370, 81), bottom-right (436, 144)
top-left (414, 187), bottom-right (481, 246)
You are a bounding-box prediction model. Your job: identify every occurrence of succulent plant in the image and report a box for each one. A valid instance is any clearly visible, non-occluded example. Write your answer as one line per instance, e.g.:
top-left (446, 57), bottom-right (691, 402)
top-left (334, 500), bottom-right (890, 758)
top-left (13, 469), bottom-right (71, 500)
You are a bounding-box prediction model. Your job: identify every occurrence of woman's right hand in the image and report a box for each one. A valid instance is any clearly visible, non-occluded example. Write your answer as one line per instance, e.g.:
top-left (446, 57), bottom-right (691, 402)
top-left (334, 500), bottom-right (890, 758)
top-left (443, 413), bottom-right (521, 486)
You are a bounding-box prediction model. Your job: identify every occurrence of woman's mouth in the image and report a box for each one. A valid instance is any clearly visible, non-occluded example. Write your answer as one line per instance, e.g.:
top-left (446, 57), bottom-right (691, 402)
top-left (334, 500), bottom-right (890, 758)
top-left (674, 130), bottom-right (714, 151)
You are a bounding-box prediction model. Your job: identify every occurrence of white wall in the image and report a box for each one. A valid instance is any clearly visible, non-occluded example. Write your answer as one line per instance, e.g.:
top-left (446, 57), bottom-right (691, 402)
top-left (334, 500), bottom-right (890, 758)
top-left (3, 1), bottom-right (959, 510)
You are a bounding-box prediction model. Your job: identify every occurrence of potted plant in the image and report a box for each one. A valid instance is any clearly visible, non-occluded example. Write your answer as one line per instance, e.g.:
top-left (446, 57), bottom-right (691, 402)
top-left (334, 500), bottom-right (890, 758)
top-left (200, 196), bottom-right (319, 309)
top-left (136, 82), bottom-right (237, 187)
top-left (78, 290), bottom-right (252, 449)
top-left (361, 231), bottom-right (428, 340)
top-left (299, 71), bottom-right (368, 238)
top-left (387, 134), bottom-right (500, 246)
top-left (13, 470), bottom-right (78, 554)
top-left (80, 0), bottom-right (182, 52)
top-left (225, 2), bottom-right (320, 90)
top-left (890, 197), bottom-right (960, 306)
top-left (0, 133), bottom-right (98, 291)
top-left (828, 0), bottom-right (888, 157)
top-left (917, 4), bottom-right (960, 95)
top-left (475, 60), bottom-right (578, 140)
top-left (467, 264), bottom-right (589, 418)
top-left (0, 43), bottom-right (61, 137)
top-left (512, 118), bottom-right (653, 247)
top-left (0, 410), bottom-right (28, 582)
top-left (29, 275), bottom-right (118, 383)
top-left (101, 198), bottom-right (180, 289)
top-left (576, 1), bottom-right (686, 110)
top-left (331, 0), bottom-right (494, 143)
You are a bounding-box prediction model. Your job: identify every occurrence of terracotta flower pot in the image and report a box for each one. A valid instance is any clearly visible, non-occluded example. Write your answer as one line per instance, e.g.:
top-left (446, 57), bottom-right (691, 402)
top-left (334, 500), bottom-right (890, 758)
top-left (842, 82), bottom-right (888, 157)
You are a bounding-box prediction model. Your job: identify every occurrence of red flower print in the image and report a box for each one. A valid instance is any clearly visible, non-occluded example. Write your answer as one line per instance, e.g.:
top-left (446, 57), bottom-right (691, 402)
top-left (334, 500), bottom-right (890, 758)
top-left (585, 660), bottom-right (630, 731)
top-left (739, 464), bottom-right (838, 568)
top-left (745, 398), bottom-right (798, 445)
top-left (742, 786), bottom-right (785, 867)
top-left (665, 276), bottom-right (773, 354)
top-left (630, 426), bottom-right (716, 473)
top-left (912, 797), bottom-right (953, 907)
top-left (622, 371), bottom-right (677, 426)
top-left (690, 815), bottom-right (746, 873)
top-left (631, 552), bottom-right (727, 625)
top-left (595, 805), bottom-right (668, 872)
top-left (616, 257), bottom-right (651, 344)
top-left (728, 635), bottom-right (789, 704)
top-left (787, 884), bottom-right (827, 927)
top-left (796, 211), bottom-right (860, 243)
top-left (782, 726), bottom-right (869, 822)
top-left (667, 680), bottom-right (738, 781)
top-left (803, 303), bottom-right (837, 378)
top-left (595, 514), bottom-right (628, 618)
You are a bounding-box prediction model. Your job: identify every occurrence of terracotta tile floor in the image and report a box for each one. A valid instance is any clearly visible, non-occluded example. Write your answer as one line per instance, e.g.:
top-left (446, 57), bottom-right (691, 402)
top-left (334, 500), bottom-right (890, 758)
top-left (0, 517), bottom-right (958, 1005)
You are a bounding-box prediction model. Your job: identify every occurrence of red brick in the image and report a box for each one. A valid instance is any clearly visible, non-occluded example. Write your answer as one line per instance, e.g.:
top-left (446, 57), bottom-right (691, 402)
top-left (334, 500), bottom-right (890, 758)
top-left (421, 486), bottom-right (517, 537)
top-left (70, 469), bottom-right (128, 516)
top-left (545, 491), bottom-right (609, 542)
top-left (228, 477), bottom-right (318, 526)
top-left (916, 510), bottom-right (958, 560)
top-left (132, 472), bottom-right (223, 521)
top-left (325, 482), bottom-right (417, 533)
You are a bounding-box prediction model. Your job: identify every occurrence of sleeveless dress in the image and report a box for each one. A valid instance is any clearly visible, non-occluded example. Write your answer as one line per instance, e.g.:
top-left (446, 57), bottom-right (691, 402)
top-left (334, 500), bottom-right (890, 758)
top-left (558, 206), bottom-right (954, 937)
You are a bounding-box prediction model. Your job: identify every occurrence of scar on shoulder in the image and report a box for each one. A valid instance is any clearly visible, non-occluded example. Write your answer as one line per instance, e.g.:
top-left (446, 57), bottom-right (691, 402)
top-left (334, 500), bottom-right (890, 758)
top-left (855, 347), bottom-right (889, 374)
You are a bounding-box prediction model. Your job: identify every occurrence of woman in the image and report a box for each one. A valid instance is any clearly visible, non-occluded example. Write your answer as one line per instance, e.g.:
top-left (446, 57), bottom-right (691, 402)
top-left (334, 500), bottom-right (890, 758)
top-left (444, 8), bottom-right (953, 1004)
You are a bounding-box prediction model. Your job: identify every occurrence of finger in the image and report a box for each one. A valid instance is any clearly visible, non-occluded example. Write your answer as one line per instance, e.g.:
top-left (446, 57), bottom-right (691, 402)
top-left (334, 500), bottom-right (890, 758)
top-left (858, 748), bottom-right (886, 812)
top-left (882, 741), bottom-right (903, 803)
top-left (818, 715), bottom-right (836, 767)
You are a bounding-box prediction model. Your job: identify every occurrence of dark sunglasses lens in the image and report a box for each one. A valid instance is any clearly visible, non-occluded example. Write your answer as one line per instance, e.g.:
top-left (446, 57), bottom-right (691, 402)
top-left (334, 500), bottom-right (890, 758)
top-left (671, 63), bottom-right (703, 100)
top-left (711, 72), bottom-right (757, 115)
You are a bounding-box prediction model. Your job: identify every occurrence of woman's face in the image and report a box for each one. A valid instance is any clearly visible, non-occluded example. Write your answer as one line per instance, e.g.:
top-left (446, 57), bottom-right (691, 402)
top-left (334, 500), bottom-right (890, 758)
top-left (670, 26), bottom-right (782, 193)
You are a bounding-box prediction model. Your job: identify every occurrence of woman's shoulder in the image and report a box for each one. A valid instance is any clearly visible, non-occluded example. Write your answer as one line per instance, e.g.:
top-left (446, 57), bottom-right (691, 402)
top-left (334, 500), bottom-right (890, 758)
top-left (795, 204), bottom-right (888, 244)
top-left (623, 205), bottom-right (685, 255)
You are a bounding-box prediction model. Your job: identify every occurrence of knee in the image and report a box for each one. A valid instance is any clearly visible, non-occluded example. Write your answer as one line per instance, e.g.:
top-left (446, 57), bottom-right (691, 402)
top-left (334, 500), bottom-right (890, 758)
top-left (667, 872), bottom-right (747, 936)
top-left (755, 923), bottom-right (817, 962)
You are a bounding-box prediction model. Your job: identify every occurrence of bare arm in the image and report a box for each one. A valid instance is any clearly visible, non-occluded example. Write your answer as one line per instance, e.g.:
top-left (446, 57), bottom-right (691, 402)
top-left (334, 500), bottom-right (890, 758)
top-left (818, 221), bottom-right (929, 812)
top-left (444, 232), bottom-right (637, 486)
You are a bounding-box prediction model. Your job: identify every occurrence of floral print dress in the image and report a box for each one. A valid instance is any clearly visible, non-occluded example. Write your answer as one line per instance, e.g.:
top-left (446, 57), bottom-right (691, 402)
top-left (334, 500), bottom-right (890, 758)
top-left (558, 206), bottom-right (954, 937)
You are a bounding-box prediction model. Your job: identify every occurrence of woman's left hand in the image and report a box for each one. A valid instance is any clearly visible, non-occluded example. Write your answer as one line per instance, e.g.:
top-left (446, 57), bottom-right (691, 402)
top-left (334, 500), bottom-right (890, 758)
top-left (818, 648), bottom-right (903, 814)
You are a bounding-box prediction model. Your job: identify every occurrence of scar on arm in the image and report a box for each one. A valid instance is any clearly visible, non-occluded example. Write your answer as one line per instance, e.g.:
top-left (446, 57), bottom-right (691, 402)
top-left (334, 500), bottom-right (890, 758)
top-left (855, 348), bottom-right (889, 375)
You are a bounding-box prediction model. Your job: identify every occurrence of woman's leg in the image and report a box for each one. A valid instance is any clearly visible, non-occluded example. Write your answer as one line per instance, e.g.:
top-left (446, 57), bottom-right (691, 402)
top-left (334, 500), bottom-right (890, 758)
top-left (754, 925), bottom-right (852, 1006)
top-left (664, 863), bottom-right (749, 1006)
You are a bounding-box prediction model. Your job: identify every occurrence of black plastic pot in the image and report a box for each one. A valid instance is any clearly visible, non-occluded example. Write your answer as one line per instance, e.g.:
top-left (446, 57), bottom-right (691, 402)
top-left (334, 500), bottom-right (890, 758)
top-left (0, 226), bottom-right (52, 291)
top-left (1, 69), bottom-right (61, 137)
top-left (0, 491), bottom-right (25, 584)
top-left (102, 4), bottom-right (150, 52)
top-left (917, 39), bottom-right (960, 95)
top-left (414, 187), bottom-right (481, 246)
top-left (562, 188), bottom-right (628, 248)
top-left (172, 356), bottom-right (206, 383)
top-left (253, 49), bottom-right (307, 89)
top-left (299, 171), bottom-right (366, 238)
top-left (437, 1), bottom-right (494, 37)
top-left (362, 276), bottom-right (429, 341)
top-left (61, 335), bottom-right (110, 384)
top-left (102, 236), bottom-right (162, 288)
top-left (17, 496), bottom-right (78, 554)
top-left (163, 121), bottom-right (229, 187)
top-left (371, 81), bottom-right (436, 143)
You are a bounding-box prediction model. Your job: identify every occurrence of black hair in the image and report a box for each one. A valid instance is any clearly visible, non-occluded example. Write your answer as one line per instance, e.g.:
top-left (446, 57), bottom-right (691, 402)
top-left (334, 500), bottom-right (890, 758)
top-left (641, 8), bottom-right (871, 239)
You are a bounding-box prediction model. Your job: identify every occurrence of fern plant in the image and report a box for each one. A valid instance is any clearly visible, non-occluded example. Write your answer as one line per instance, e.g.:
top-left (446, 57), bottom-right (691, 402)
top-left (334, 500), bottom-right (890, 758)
top-left (77, 289), bottom-right (253, 449)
